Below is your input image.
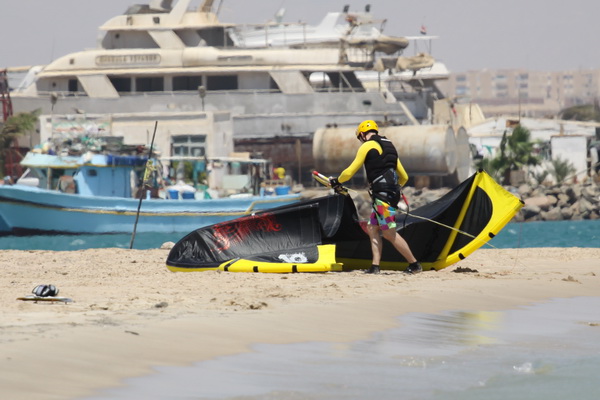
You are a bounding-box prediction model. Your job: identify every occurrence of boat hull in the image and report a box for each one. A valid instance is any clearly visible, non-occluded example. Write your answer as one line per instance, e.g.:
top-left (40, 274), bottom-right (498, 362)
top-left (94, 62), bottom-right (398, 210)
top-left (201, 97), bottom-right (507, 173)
top-left (0, 185), bottom-right (301, 235)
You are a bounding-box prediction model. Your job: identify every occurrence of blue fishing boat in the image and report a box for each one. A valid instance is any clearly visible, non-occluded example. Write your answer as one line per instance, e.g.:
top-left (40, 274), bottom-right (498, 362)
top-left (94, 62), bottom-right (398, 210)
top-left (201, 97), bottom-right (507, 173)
top-left (0, 152), bottom-right (300, 235)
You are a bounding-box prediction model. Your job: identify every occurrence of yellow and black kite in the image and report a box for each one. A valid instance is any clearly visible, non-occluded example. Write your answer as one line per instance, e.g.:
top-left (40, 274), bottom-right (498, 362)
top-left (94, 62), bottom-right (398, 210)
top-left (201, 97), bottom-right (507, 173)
top-left (166, 170), bottom-right (523, 273)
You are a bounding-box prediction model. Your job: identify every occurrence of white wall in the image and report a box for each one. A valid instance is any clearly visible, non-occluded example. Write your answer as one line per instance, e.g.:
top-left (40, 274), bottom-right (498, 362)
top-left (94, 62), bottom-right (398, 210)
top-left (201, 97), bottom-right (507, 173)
top-left (550, 135), bottom-right (587, 182)
top-left (40, 111), bottom-right (233, 160)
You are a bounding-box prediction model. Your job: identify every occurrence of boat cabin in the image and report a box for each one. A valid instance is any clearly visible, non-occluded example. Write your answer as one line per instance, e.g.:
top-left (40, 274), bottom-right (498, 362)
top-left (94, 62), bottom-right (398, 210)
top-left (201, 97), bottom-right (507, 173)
top-left (18, 152), bottom-right (147, 198)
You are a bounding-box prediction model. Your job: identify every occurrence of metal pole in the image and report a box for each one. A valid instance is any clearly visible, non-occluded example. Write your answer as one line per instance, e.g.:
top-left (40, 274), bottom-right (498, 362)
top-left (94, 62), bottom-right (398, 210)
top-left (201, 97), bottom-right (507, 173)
top-left (129, 121), bottom-right (158, 249)
top-left (295, 138), bottom-right (301, 185)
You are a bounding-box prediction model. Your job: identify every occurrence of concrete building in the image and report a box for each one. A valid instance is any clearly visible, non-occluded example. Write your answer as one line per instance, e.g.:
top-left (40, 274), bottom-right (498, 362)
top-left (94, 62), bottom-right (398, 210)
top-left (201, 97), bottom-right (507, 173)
top-left (438, 68), bottom-right (600, 118)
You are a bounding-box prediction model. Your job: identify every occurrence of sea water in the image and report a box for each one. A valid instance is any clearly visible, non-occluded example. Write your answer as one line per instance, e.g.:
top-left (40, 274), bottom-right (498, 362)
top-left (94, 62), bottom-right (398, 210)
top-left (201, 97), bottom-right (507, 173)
top-left (86, 296), bottom-right (600, 400)
top-left (1, 219), bottom-right (599, 250)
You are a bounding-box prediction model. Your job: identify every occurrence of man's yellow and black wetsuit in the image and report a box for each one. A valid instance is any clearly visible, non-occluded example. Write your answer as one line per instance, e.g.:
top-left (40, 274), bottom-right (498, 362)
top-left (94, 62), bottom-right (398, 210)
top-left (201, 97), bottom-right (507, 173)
top-left (338, 135), bottom-right (408, 205)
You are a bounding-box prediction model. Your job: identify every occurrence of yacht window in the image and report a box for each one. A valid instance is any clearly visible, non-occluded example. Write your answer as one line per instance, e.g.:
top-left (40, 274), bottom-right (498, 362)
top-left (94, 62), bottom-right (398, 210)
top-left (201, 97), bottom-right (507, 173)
top-left (173, 76), bottom-right (203, 91)
top-left (197, 27), bottom-right (234, 47)
top-left (136, 77), bottom-right (164, 92)
top-left (109, 77), bottom-right (132, 93)
top-left (172, 135), bottom-right (207, 157)
top-left (206, 75), bottom-right (238, 91)
top-left (68, 79), bottom-right (78, 93)
top-left (326, 72), bottom-right (364, 92)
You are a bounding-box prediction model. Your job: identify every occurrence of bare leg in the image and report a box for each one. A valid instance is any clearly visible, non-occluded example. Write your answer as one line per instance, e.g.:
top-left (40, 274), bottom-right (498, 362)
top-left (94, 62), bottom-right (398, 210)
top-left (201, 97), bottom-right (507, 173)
top-left (381, 229), bottom-right (417, 264)
top-left (367, 224), bottom-right (383, 265)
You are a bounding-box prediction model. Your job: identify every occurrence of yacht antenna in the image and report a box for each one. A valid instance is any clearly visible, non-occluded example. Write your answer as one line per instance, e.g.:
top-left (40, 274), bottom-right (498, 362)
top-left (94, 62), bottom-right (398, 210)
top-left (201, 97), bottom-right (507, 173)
top-left (200, 0), bottom-right (215, 12)
top-left (215, 0), bottom-right (224, 17)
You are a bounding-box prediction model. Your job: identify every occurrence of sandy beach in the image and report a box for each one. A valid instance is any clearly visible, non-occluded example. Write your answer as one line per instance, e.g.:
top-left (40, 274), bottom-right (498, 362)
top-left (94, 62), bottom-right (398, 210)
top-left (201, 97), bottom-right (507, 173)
top-left (0, 246), bottom-right (599, 399)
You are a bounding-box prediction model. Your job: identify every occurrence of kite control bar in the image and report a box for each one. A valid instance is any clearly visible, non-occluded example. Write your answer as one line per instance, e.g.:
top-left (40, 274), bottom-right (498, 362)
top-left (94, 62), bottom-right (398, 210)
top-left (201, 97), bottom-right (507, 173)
top-left (312, 171), bottom-right (349, 196)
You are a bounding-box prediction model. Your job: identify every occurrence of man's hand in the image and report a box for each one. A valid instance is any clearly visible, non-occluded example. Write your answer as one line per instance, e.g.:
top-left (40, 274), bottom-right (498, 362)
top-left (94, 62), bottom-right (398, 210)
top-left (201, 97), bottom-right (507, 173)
top-left (329, 177), bottom-right (342, 191)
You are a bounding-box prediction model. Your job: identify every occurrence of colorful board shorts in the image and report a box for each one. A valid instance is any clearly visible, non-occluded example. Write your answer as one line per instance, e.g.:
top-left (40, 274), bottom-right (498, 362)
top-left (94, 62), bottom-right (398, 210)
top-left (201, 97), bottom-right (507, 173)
top-left (368, 198), bottom-right (397, 230)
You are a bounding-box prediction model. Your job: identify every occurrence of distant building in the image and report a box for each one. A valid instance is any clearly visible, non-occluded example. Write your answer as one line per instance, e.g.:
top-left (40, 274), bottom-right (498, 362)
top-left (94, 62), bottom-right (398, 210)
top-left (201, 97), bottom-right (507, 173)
top-left (467, 116), bottom-right (600, 184)
top-left (438, 68), bottom-right (600, 118)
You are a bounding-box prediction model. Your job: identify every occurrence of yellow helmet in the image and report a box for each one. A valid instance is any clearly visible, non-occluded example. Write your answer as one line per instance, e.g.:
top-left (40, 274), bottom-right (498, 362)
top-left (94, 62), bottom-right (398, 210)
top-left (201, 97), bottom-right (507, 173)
top-left (355, 120), bottom-right (379, 138)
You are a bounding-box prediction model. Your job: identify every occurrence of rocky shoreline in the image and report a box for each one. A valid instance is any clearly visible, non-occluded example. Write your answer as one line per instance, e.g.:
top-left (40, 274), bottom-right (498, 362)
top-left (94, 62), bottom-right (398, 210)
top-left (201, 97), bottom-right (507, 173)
top-left (511, 181), bottom-right (600, 222)
top-left (310, 180), bottom-right (600, 223)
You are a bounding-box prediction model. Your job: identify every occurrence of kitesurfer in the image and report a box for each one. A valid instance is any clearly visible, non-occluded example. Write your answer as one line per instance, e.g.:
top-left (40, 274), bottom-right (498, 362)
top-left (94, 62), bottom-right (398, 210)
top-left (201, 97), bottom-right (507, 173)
top-left (330, 120), bottom-right (423, 274)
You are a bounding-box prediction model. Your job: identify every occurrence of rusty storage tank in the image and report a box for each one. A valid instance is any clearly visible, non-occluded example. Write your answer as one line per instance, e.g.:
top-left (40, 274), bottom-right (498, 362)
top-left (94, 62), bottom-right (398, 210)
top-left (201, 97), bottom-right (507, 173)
top-left (313, 125), bottom-right (460, 178)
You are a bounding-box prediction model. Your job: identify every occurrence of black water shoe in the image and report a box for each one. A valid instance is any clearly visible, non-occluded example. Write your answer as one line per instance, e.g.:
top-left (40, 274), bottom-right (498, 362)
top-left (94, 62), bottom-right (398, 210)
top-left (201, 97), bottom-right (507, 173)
top-left (366, 265), bottom-right (380, 274)
top-left (404, 262), bottom-right (422, 274)
top-left (32, 284), bottom-right (59, 297)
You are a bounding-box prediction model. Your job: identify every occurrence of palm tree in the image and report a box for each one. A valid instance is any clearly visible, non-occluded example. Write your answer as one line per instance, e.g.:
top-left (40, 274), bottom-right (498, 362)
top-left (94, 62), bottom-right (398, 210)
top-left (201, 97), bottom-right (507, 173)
top-left (476, 124), bottom-right (540, 185)
top-left (0, 110), bottom-right (39, 178)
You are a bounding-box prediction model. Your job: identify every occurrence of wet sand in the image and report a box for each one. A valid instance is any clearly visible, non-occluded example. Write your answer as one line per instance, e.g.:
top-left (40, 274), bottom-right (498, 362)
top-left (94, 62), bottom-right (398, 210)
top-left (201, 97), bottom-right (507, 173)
top-left (0, 247), bottom-right (599, 399)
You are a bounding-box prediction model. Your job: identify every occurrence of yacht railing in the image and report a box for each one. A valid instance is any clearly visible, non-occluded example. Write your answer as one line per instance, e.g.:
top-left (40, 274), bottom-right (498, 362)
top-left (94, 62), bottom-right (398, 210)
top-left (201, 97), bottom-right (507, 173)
top-left (36, 85), bottom-right (367, 99)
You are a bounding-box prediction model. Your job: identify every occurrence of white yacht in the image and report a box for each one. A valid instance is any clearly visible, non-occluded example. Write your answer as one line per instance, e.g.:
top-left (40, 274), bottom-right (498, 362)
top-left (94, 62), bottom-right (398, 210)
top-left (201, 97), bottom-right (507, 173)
top-left (228, 4), bottom-right (409, 54)
top-left (9, 0), bottom-right (471, 184)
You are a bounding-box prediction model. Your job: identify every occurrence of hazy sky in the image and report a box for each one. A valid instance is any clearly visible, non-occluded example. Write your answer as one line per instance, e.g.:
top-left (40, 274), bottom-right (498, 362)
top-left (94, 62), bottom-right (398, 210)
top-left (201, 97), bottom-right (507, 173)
top-left (1, 0), bottom-right (599, 73)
